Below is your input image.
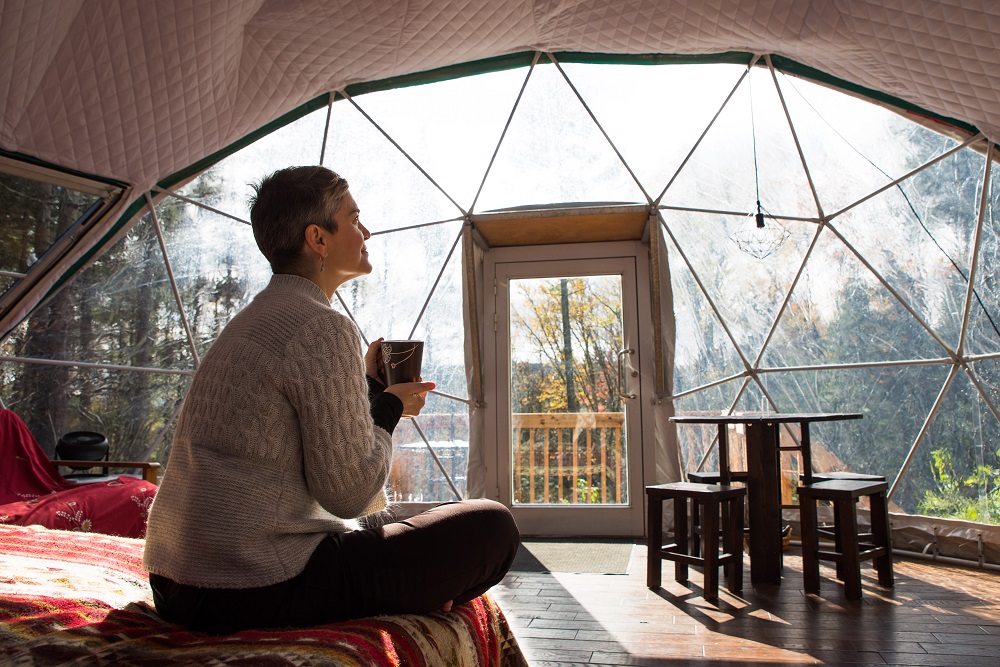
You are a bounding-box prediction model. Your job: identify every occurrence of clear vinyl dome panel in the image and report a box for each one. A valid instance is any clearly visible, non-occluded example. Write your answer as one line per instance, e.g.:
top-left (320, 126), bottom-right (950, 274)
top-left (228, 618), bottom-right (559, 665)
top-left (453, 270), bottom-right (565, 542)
top-left (475, 61), bottom-right (647, 212)
top-left (155, 191), bottom-right (272, 361)
top-left (558, 61), bottom-right (749, 202)
top-left (0, 209), bottom-right (197, 462)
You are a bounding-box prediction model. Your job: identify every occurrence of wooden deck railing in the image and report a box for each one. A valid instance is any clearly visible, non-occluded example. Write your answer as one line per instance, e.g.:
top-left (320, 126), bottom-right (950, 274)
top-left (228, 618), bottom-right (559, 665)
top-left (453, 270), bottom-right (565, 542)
top-left (511, 412), bottom-right (626, 504)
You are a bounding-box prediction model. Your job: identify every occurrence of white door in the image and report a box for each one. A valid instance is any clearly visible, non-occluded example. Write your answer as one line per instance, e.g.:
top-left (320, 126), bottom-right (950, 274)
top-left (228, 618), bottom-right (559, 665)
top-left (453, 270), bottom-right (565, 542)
top-left (484, 242), bottom-right (652, 536)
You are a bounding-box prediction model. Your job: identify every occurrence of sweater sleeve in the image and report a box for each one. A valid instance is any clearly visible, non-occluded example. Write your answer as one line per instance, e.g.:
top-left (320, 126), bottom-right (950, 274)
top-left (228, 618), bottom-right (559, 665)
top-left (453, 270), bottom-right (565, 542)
top-left (367, 375), bottom-right (404, 433)
top-left (282, 312), bottom-right (393, 520)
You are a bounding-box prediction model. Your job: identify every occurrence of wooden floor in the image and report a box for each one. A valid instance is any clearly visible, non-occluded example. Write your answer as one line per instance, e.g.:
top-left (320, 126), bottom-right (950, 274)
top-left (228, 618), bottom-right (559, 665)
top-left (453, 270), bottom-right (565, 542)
top-left (492, 544), bottom-right (1000, 666)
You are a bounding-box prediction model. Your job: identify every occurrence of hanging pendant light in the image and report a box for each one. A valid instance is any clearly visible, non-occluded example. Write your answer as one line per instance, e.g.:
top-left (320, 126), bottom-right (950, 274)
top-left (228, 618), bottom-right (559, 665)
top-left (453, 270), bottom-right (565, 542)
top-left (730, 72), bottom-right (789, 259)
top-left (732, 199), bottom-right (790, 259)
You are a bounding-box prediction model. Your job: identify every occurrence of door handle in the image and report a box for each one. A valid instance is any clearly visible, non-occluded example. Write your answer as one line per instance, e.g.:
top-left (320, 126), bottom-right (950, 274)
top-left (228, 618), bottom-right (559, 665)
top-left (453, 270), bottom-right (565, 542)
top-left (617, 348), bottom-right (637, 400)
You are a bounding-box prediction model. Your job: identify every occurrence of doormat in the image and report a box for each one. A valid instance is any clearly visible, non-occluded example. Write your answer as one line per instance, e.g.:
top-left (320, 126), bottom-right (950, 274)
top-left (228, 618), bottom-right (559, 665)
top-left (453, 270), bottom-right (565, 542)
top-left (511, 538), bottom-right (635, 574)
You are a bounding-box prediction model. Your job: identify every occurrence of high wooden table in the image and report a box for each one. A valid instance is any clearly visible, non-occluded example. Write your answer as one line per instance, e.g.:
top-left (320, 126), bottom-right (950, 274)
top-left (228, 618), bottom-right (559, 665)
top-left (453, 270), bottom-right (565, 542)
top-left (670, 412), bottom-right (863, 584)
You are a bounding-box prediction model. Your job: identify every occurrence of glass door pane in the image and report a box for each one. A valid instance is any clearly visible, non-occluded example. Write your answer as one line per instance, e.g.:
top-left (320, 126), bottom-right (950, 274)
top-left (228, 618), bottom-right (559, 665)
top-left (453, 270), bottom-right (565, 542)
top-left (508, 275), bottom-right (629, 506)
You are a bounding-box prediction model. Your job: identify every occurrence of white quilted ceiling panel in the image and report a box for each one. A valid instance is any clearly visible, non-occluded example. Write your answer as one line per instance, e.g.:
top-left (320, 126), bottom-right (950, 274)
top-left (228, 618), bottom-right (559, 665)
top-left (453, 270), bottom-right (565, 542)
top-left (0, 0), bottom-right (997, 199)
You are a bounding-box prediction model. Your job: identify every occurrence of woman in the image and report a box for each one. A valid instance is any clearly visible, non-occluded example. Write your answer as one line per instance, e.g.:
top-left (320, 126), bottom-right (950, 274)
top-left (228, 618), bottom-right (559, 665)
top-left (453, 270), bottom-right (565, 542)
top-left (143, 166), bottom-right (519, 634)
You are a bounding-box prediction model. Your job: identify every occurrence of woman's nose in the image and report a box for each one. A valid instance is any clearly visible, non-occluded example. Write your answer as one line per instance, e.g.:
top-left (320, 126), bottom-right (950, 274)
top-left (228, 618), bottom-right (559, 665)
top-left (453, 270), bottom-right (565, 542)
top-left (360, 223), bottom-right (371, 239)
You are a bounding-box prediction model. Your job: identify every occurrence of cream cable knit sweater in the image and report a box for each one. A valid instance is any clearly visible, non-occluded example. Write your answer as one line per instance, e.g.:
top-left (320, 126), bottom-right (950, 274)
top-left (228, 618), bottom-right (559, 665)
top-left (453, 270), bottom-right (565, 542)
top-left (143, 274), bottom-right (393, 589)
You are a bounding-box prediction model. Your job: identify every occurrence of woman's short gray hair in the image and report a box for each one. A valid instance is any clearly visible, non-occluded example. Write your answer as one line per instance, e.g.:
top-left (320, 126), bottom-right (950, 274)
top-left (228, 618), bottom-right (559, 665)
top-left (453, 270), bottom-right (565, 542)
top-left (248, 166), bottom-right (350, 274)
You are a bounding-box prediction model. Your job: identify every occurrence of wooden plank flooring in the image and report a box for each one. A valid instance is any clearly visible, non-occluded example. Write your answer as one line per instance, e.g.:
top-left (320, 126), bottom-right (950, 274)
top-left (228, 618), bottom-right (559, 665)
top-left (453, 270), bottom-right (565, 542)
top-left (492, 544), bottom-right (1000, 666)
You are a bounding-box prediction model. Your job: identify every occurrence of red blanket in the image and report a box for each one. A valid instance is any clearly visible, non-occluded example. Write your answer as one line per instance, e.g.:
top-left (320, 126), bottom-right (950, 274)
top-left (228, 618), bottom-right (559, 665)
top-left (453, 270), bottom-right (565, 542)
top-left (0, 409), bottom-right (156, 538)
top-left (0, 524), bottom-right (528, 666)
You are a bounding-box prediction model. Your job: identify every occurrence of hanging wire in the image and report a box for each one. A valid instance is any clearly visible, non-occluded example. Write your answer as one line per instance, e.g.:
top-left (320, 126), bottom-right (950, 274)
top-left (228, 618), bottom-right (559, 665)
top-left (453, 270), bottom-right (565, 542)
top-left (750, 72), bottom-right (763, 222)
top-left (781, 73), bottom-right (1000, 339)
top-left (731, 67), bottom-right (790, 259)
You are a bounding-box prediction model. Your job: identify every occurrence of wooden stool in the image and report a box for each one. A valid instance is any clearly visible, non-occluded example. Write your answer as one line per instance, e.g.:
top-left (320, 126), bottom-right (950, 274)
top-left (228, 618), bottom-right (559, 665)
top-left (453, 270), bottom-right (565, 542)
top-left (797, 479), bottom-right (894, 600)
top-left (646, 482), bottom-right (746, 601)
top-left (800, 471), bottom-right (888, 574)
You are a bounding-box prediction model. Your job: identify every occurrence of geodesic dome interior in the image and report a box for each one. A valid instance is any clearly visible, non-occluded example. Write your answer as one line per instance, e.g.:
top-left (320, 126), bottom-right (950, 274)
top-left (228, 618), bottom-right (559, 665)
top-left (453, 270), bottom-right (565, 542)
top-left (2, 1), bottom-right (1000, 562)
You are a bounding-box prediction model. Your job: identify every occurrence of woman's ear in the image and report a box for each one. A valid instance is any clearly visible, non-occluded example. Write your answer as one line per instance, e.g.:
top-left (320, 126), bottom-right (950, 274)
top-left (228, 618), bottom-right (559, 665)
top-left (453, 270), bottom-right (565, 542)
top-left (303, 223), bottom-right (327, 256)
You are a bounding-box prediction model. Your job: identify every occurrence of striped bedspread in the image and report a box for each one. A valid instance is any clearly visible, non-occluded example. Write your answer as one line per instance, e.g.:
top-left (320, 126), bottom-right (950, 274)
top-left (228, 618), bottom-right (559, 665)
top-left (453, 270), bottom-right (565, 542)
top-left (0, 524), bottom-right (527, 666)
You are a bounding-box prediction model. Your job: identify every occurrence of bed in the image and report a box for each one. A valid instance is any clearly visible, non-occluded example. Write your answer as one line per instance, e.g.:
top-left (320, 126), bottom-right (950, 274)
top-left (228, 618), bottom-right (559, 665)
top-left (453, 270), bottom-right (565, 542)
top-left (0, 523), bottom-right (528, 666)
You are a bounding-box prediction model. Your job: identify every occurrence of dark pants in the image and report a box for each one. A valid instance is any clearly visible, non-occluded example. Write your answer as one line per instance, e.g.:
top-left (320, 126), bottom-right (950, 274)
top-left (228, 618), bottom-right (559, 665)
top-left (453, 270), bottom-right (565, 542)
top-left (149, 498), bottom-right (519, 634)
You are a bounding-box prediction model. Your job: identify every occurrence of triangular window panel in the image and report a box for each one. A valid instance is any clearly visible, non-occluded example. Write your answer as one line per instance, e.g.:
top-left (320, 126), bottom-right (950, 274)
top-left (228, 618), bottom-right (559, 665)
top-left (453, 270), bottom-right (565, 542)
top-left (967, 358), bottom-right (1000, 447)
top-left (762, 225), bottom-right (945, 367)
top-left (664, 209), bottom-right (814, 369)
top-left (339, 220), bottom-right (464, 344)
top-left (173, 106), bottom-right (330, 222)
top-left (157, 196), bottom-right (272, 360)
top-left (325, 96), bottom-right (465, 233)
top-left (475, 61), bottom-right (646, 213)
top-left (344, 68), bottom-right (530, 213)
top-left (662, 66), bottom-right (817, 220)
top-left (764, 365), bottom-right (948, 498)
top-left (558, 61), bottom-right (748, 201)
top-left (776, 72), bottom-right (904, 215)
top-left (966, 162), bottom-right (1000, 357)
top-left (407, 239), bottom-right (468, 402)
top-left (912, 368), bottom-right (1000, 520)
top-left (831, 149), bottom-right (984, 353)
top-left (664, 221), bottom-right (748, 395)
top-left (3, 213), bottom-right (194, 371)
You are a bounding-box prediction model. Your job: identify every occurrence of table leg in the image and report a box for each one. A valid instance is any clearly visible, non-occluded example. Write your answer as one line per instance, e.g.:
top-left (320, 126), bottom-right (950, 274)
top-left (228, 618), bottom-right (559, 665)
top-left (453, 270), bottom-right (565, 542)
top-left (718, 423), bottom-right (731, 484)
top-left (745, 421), bottom-right (783, 584)
top-left (647, 491), bottom-right (662, 589)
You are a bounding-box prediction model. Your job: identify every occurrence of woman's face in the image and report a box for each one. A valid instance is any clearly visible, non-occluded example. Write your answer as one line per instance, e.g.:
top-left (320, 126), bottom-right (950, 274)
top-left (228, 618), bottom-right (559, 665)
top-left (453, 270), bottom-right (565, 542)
top-left (326, 191), bottom-right (372, 283)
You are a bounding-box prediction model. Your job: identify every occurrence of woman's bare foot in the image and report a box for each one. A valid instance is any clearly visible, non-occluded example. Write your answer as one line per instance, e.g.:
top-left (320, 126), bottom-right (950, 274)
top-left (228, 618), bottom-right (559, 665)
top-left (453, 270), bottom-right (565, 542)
top-left (440, 600), bottom-right (453, 613)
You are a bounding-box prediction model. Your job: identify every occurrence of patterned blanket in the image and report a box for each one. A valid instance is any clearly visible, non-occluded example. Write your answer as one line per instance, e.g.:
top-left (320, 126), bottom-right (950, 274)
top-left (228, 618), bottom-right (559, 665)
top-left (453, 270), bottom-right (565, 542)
top-left (0, 524), bottom-right (528, 666)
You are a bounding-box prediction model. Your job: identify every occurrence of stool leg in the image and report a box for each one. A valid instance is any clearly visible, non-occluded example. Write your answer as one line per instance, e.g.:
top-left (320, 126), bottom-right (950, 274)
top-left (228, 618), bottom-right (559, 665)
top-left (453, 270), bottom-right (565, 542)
top-left (726, 494), bottom-right (744, 594)
top-left (702, 498), bottom-right (720, 601)
top-left (800, 491), bottom-right (820, 594)
top-left (691, 498), bottom-right (702, 557)
top-left (647, 492), bottom-right (662, 589)
top-left (870, 491), bottom-right (894, 588)
top-left (837, 497), bottom-right (862, 600)
top-left (675, 497), bottom-right (689, 584)
top-left (832, 499), bottom-right (846, 580)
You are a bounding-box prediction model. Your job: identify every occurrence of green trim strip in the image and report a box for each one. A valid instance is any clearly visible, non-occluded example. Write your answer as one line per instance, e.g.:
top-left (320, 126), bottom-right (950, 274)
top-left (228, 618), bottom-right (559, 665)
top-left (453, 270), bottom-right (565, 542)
top-left (343, 52), bottom-right (537, 96)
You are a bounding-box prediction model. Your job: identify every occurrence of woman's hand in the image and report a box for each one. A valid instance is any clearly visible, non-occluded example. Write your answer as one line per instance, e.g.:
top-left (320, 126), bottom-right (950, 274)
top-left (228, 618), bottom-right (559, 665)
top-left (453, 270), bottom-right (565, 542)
top-left (385, 380), bottom-right (436, 417)
top-left (364, 337), bottom-right (385, 384)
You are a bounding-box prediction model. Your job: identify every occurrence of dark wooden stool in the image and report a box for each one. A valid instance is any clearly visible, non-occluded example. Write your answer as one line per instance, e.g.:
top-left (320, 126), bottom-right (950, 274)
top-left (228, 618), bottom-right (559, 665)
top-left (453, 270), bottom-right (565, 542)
top-left (797, 479), bottom-right (894, 600)
top-left (798, 471), bottom-right (888, 577)
top-left (646, 482), bottom-right (746, 601)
